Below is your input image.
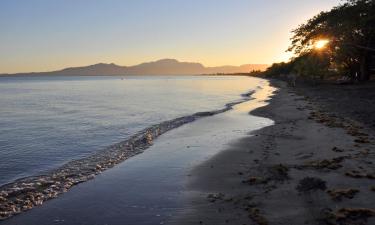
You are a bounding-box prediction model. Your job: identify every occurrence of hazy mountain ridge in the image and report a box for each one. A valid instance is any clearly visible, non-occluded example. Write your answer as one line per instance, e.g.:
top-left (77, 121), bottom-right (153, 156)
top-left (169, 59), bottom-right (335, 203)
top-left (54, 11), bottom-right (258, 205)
top-left (0, 59), bottom-right (268, 76)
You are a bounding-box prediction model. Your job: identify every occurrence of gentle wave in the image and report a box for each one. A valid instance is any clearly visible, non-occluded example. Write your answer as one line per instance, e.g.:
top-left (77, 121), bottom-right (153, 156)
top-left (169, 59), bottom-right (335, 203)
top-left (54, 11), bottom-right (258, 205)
top-left (0, 90), bottom-right (255, 220)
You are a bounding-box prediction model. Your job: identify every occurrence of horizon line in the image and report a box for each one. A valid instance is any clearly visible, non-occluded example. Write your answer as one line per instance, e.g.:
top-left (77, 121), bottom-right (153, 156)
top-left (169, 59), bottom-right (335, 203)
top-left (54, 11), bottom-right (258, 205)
top-left (0, 58), bottom-right (270, 75)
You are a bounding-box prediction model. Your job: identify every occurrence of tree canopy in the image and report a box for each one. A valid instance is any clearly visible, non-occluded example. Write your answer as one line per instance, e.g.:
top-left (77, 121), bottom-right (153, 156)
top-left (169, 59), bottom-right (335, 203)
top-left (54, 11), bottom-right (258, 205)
top-left (265, 0), bottom-right (375, 81)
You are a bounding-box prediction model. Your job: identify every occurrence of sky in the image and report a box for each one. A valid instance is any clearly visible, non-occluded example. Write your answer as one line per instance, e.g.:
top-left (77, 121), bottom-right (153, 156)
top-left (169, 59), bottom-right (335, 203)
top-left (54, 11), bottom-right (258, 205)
top-left (0, 0), bottom-right (341, 73)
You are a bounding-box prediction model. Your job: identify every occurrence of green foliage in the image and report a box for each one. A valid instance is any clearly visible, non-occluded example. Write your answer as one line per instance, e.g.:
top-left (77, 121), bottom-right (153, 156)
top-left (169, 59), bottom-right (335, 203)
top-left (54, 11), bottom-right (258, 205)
top-left (265, 0), bottom-right (375, 81)
top-left (262, 62), bottom-right (294, 77)
top-left (263, 52), bottom-right (333, 80)
top-left (292, 52), bottom-right (332, 80)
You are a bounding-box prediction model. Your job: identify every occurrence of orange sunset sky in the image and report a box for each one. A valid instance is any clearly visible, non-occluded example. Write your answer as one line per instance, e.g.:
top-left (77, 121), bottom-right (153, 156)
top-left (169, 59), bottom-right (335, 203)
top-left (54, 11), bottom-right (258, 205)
top-left (0, 0), bottom-right (341, 73)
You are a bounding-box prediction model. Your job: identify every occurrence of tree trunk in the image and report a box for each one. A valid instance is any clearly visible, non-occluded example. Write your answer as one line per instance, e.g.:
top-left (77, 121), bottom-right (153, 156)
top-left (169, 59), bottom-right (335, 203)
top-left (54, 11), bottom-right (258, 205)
top-left (359, 52), bottom-right (371, 81)
top-left (348, 62), bottom-right (359, 81)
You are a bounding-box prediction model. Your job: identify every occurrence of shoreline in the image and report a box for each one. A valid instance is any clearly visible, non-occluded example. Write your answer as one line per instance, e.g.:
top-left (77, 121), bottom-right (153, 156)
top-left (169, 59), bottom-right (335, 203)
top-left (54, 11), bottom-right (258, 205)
top-left (2, 78), bottom-right (374, 224)
top-left (0, 87), bottom-right (256, 221)
top-left (0, 79), bottom-right (275, 225)
top-left (172, 79), bottom-right (375, 225)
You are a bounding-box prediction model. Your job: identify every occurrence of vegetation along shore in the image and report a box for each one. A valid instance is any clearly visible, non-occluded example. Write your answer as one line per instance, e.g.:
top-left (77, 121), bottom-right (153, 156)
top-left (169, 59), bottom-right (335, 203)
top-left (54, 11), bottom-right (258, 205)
top-left (175, 1), bottom-right (375, 224)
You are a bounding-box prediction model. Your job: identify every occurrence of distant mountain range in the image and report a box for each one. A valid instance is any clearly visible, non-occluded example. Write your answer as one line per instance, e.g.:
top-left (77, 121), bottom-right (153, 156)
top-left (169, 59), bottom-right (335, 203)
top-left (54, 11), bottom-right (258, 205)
top-left (0, 59), bottom-right (268, 76)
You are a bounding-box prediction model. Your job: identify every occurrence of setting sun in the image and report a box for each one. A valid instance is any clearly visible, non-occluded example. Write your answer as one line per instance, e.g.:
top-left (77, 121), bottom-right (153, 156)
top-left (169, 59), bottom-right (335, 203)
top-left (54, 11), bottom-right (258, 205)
top-left (314, 39), bottom-right (330, 49)
top-left (4, 1), bottom-right (375, 225)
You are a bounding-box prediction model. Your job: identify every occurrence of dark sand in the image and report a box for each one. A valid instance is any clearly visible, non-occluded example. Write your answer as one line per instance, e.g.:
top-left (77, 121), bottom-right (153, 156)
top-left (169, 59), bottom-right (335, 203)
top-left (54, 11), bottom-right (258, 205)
top-left (1, 79), bottom-right (374, 225)
top-left (172, 80), bottom-right (375, 225)
top-left (295, 81), bottom-right (375, 131)
top-left (0, 80), bottom-right (275, 225)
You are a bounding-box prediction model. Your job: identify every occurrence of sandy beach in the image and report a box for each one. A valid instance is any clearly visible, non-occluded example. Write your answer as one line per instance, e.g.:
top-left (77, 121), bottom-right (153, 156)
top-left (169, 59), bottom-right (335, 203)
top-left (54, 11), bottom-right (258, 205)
top-left (0, 76), bottom-right (264, 221)
top-left (173, 80), bottom-right (375, 225)
top-left (1, 78), bottom-right (374, 225)
top-left (0, 79), bottom-right (274, 225)
top-left (2, 0), bottom-right (374, 224)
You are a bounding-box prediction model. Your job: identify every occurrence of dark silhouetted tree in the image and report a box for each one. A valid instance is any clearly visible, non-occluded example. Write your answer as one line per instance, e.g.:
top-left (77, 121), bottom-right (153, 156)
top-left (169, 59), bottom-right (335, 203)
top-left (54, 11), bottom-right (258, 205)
top-left (288, 0), bottom-right (375, 81)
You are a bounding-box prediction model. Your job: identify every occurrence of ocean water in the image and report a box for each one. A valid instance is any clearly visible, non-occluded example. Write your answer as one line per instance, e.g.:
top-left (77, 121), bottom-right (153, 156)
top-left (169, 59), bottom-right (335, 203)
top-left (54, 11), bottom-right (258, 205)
top-left (0, 75), bottom-right (265, 186)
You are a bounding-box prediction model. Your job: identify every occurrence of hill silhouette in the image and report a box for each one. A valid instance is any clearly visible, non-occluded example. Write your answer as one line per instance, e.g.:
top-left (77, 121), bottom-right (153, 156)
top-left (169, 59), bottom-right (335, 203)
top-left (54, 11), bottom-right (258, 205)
top-left (1, 59), bottom-right (268, 76)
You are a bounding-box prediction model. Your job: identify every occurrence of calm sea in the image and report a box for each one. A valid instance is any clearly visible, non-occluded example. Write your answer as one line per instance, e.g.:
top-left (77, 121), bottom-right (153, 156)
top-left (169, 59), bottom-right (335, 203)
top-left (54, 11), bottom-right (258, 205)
top-left (0, 75), bottom-right (264, 186)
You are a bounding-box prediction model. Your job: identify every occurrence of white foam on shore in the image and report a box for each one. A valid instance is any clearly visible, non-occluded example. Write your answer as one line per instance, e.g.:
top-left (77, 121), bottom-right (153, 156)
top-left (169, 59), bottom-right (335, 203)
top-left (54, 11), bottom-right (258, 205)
top-left (0, 90), bottom-right (256, 220)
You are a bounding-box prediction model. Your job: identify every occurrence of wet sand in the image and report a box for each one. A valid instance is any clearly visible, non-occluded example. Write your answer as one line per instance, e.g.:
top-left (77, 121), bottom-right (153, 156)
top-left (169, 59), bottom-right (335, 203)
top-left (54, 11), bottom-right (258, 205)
top-left (0, 77), bottom-right (262, 221)
top-left (2, 79), bottom-right (374, 225)
top-left (173, 80), bottom-right (375, 225)
top-left (0, 81), bottom-right (275, 225)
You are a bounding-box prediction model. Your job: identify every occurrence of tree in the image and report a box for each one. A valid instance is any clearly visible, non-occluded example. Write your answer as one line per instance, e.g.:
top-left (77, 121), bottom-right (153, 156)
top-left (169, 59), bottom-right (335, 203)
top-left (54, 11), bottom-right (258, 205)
top-left (288, 0), bottom-right (375, 81)
top-left (292, 52), bottom-right (331, 81)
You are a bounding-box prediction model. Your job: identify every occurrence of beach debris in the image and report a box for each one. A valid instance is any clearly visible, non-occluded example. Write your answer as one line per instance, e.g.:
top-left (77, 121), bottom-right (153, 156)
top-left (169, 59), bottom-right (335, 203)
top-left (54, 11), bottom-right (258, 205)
top-left (345, 170), bottom-right (375, 179)
top-left (322, 207), bottom-right (375, 225)
top-left (347, 128), bottom-right (369, 137)
top-left (243, 164), bottom-right (289, 185)
top-left (326, 188), bottom-right (359, 201)
top-left (359, 149), bottom-right (370, 156)
top-left (308, 111), bottom-right (343, 128)
top-left (296, 177), bottom-right (326, 192)
top-left (242, 176), bottom-right (268, 185)
top-left (308, 110), bottom-right (373, 147)
top-left (268, 164), bottom-right (289, 181)
top-left (354, 137), bottom-right (371, 144)
top-left (207, 193), bottom-right (225, 203)
top-left (247, 207), bottom-right (269, 225)
top-left (304, 157), bottom-right (346, 170)
top-left (332, 146), bottom-right (344, 152)
top-left (295, 152), bottom-right (314, 160)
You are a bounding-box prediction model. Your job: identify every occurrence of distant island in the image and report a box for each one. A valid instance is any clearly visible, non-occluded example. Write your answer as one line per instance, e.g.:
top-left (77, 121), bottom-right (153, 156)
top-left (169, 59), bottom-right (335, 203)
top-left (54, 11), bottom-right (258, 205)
top-left (0, 59), bottom-right (268, 76)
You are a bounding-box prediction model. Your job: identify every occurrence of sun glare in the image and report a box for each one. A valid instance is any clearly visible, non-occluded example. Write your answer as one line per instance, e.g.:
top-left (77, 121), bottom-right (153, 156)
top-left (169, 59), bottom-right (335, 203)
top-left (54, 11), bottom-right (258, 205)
top-left (314, 39), bottom-right (330, 50)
